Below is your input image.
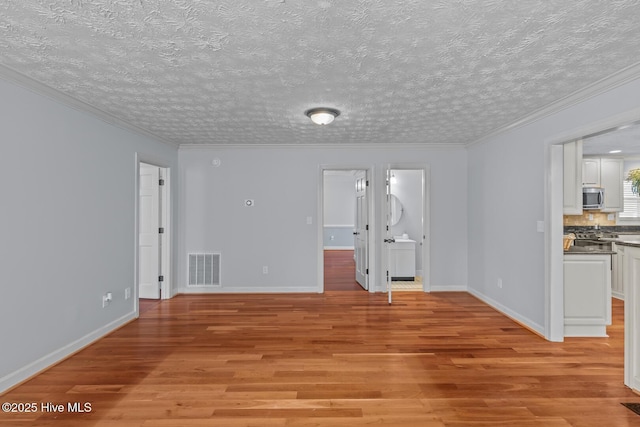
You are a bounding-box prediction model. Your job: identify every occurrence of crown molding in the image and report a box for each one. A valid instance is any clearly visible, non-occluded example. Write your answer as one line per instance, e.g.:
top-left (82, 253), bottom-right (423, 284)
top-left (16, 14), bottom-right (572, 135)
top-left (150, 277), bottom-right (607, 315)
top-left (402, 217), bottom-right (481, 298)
top-left (179, 142), bottom-right (465, 150)
top-left (0, 64), bottom-right (178, 148)
top-left (467, 61), bottom-right (640, 148)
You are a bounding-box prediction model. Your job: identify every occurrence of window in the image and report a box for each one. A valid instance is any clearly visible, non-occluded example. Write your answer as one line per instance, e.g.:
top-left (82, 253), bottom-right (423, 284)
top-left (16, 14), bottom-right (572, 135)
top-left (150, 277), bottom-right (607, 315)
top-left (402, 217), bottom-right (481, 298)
top-left (620, 181), bottom-right (640, 219)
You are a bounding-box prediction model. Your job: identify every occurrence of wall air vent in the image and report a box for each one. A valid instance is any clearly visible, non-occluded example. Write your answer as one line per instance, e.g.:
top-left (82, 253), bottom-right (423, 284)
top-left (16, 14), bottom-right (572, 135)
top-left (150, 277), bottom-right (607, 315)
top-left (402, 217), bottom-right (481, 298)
top-left (188, 253), bottom-right (220, 287)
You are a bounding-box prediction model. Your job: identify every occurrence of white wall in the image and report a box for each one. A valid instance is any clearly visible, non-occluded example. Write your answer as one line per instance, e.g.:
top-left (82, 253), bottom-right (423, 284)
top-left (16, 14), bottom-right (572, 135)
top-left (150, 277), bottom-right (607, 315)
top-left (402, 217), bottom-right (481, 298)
top-left (0, 77), bottom-right (178, 392)
top-left (467, 76), bottom-right (640, 334)
top-left (178, 146), bottom-right (467, 293)
top-left (324, 173), bottom-right (356, 226)
top-left (323, 173), bottom-right (356, 248)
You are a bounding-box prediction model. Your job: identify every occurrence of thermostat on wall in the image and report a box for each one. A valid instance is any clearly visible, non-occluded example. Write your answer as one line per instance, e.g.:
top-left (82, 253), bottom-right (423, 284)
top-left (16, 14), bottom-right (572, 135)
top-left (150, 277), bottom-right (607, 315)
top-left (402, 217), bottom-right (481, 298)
top-left (244, 199), bottom-right (255, 207)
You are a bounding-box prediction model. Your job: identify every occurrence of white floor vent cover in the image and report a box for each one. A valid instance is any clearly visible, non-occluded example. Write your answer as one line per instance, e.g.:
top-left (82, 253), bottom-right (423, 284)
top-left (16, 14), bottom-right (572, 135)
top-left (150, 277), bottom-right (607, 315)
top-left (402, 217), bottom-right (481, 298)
top-left (188, 253), bottom-right (220, 286)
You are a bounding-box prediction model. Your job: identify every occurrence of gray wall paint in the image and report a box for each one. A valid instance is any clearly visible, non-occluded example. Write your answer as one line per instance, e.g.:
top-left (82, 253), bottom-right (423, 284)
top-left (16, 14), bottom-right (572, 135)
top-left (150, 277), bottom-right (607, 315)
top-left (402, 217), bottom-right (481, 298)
top-left (323, 173), bottom-right (356, 226)
top-left (323, 173), bottom-right (356, 248)
top-left (178, 147), bottom-right (468, 293)
top-left (0, 77), bottom-right (178, 391)
top-left (467, 76), bottom-right (640, 331)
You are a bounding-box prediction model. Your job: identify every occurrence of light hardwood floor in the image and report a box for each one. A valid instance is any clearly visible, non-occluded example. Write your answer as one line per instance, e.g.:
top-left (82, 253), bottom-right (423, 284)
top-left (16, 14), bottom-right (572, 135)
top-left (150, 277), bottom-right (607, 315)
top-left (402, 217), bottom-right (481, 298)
top-left (1, 293), bottom-right (639, 426)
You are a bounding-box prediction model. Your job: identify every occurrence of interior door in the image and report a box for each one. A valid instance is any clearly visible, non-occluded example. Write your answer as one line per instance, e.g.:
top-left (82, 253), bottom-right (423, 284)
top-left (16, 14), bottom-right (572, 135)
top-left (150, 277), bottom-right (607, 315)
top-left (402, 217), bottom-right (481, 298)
top-left (354, 170), bottom-right (368, 290)
top-left (384, 166), bottom-right (394, 304)
top-left (139, 163), bottom-right (161, 299)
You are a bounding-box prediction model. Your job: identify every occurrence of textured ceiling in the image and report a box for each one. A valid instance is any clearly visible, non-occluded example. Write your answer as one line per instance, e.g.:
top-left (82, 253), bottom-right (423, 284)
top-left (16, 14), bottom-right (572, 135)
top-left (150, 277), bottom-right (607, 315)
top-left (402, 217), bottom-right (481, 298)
top-left (2, 1), bottom-right (640, 146)
top-left (582, 121), bottom-right (640, 156)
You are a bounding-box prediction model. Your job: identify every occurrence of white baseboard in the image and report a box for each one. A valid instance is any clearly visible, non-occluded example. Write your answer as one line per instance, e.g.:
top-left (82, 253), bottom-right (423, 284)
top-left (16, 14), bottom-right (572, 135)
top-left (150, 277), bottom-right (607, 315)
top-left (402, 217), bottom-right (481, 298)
top-left (323, 246), bottom-right (354, 250)
top-left (0, 311), bottom-right (137, 393)
top-left (429, 284), bottom-right (468, 292)
top-left (467, 288), bottom-right (545, 336)
top-left (178, 285), bottom-right (320, 294)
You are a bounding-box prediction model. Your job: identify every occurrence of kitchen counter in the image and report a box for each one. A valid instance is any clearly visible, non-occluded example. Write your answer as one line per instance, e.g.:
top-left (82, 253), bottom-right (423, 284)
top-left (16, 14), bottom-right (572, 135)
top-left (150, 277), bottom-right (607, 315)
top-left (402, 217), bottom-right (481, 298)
top-left (610, 238), bottom-right (640, 249)
top-left (565, 246), bottom-right (616, 255)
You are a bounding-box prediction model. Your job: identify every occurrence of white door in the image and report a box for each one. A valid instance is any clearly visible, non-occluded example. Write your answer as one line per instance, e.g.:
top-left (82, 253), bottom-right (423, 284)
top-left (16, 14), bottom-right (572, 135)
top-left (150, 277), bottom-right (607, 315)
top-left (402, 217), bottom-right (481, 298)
top-left (385, 166), bottom-right (394, 304)
top-left (139, 163), bottom-right (161, 299)
top-left (354, 171), bottom-right (368, 290)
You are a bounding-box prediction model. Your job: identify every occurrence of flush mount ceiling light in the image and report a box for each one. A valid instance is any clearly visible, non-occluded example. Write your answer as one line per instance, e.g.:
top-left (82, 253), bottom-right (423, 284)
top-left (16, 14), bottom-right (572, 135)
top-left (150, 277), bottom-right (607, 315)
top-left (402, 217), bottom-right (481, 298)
top-left (305, 107), bottom-right (340, 125)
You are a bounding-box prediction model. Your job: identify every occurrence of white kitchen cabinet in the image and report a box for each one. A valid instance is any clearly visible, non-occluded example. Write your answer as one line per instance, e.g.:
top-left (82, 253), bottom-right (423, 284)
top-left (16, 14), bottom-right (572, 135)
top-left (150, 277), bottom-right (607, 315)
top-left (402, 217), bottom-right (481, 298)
top-left (389, 239), bottom-right (416, 280)
top-left (582, 158), bottom-right (601, 186)
top-left (600, 158), bottom-right (624, 212)
top-left (563, 140), bottom-right (583, 215)
top-left (564, 253), bottom-right (611, 337)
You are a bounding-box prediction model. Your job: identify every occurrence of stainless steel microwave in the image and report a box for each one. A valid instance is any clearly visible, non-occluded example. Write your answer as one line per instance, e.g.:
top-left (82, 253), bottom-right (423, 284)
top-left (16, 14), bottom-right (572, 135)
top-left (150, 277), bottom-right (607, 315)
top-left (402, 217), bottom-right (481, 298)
top-left (583, 187), bottom-right (604, 210)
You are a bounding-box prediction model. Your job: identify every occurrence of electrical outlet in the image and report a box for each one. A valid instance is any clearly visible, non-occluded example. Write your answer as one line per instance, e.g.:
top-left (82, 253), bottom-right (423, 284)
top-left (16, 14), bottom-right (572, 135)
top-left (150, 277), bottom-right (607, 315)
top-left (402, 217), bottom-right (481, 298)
top-left (125, 287), bottom-right (131, 300)
top-left (497, 278), bottom-right (503, 289)
top-left (263, 266), bottom-right (269, 274)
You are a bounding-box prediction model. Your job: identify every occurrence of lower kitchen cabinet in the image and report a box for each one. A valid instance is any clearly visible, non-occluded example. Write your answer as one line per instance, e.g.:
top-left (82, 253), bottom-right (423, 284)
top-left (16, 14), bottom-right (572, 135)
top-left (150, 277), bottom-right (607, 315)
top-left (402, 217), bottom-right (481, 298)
top-left (564, 253), bottom-right (611, 337)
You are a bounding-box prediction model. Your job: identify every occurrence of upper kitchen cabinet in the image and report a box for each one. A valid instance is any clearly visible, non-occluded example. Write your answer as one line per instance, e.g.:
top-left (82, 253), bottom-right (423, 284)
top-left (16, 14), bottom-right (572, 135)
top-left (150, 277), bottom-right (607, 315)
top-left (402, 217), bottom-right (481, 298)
top-left (564, 140), bottom-right (583, 215)
top-left (582, 158), bottom-right (601, 186)
top-left (600, 158), bottom-right (624, 212)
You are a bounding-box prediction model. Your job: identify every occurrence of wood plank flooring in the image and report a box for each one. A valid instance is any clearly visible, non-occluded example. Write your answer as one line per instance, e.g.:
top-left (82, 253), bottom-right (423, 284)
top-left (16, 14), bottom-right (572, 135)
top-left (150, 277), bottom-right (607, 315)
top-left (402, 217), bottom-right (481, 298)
top-left (1, 293), bottom-right (639, 426)
top-left (323, 250), bottom-right (364, 291)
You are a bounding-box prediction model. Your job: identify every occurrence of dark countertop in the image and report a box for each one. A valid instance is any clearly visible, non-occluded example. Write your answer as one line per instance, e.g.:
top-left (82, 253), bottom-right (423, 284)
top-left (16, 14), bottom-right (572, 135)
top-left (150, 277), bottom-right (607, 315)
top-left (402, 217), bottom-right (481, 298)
top-left (564, 246), bottom-right (616, 255)
top-left (610, 238), bottom-right (640, 249)
top-left (564, 226), bottom-right (640, 234)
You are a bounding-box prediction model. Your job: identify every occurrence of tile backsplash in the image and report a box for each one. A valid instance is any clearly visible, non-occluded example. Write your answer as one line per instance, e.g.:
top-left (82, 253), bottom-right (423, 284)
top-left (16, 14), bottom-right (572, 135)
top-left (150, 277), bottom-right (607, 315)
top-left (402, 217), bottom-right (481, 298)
top-left (563, 211), bottom-right (616, 226)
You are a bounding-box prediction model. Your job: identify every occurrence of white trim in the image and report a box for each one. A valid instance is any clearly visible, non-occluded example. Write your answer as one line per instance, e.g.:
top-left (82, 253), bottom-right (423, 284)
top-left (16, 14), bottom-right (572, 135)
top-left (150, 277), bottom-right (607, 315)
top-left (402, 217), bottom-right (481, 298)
top-left (134, 153), bottom-right (174, 308)
top-left (324, 246), bottom-right (355, 250)
top-left (0, 311), bottom-right (136, 393)
top-left (430, 285), bottom-right (468, 292)
top-left (383, 163), bottom-right (432, 293)
top-left (319, 165), bottom-right (376, 293)
top-left (0, 64), bottom-right (176, 148)
top-left (178, 286), bottom-right (318, 294)
top-left (468, 61), bottom-right (640, 149)
top-left (546, 144), bottom-right (565, 342)
top-left (468, 288), bottom-right (545, 336)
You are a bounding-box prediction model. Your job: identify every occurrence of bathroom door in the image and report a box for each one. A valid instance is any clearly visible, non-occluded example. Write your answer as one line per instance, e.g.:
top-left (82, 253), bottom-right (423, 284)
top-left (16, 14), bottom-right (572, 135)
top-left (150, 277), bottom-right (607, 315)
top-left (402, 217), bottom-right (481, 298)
top-left (354, 170), bottom-right (368, 290)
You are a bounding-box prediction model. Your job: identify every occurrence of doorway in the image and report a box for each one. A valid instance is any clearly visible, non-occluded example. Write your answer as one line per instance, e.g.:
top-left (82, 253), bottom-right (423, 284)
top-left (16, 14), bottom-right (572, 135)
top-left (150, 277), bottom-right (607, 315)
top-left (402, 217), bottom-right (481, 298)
top-left (547, 111), bottom-right (640, 341)
top-left (137, 160), bottom-right (171, 302)
top-left (321, 169), bottom-right (370, 292)
top-left (384, 166), bottom-right (430, 303)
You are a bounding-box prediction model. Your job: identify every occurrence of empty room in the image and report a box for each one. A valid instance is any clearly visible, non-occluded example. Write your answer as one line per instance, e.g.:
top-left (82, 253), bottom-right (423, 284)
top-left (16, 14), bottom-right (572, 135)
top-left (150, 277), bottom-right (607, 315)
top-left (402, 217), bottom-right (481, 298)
top-left (3, 1), bottom-right (640, 425)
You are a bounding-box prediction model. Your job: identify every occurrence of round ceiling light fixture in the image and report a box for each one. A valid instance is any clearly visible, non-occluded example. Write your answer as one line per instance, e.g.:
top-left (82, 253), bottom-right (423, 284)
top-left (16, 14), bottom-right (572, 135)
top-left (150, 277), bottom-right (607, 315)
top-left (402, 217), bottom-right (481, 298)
top-left (305, 107), bottom-right (340, 125)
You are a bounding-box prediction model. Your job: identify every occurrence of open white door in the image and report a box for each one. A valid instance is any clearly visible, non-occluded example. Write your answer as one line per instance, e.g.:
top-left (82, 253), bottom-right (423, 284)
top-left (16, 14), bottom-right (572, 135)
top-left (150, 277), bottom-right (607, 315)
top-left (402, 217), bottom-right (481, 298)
top-left (138, 163), bottom-right (161, 299)
top-left (354, 170), bottom-right (368, 290)
top-left (384, 166), bottom-right (394, 304)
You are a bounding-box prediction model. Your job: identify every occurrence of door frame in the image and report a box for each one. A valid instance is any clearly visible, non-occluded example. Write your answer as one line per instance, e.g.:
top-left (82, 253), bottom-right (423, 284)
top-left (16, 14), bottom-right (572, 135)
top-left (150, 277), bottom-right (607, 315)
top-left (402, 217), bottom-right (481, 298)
top-left (134, 153), bottom-right (172, 313)
top-left (383, 163), bottom-right (431, 293)
top-left (317, 164), bottom-right (375, 293)
top-left (545, 107), bottom-right (640, 341)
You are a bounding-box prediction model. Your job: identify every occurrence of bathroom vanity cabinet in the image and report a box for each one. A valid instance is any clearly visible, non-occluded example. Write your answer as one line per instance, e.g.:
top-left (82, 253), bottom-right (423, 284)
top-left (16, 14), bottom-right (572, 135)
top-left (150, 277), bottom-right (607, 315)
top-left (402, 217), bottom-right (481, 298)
top-left (389, 239), bottom-right (416, 280)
